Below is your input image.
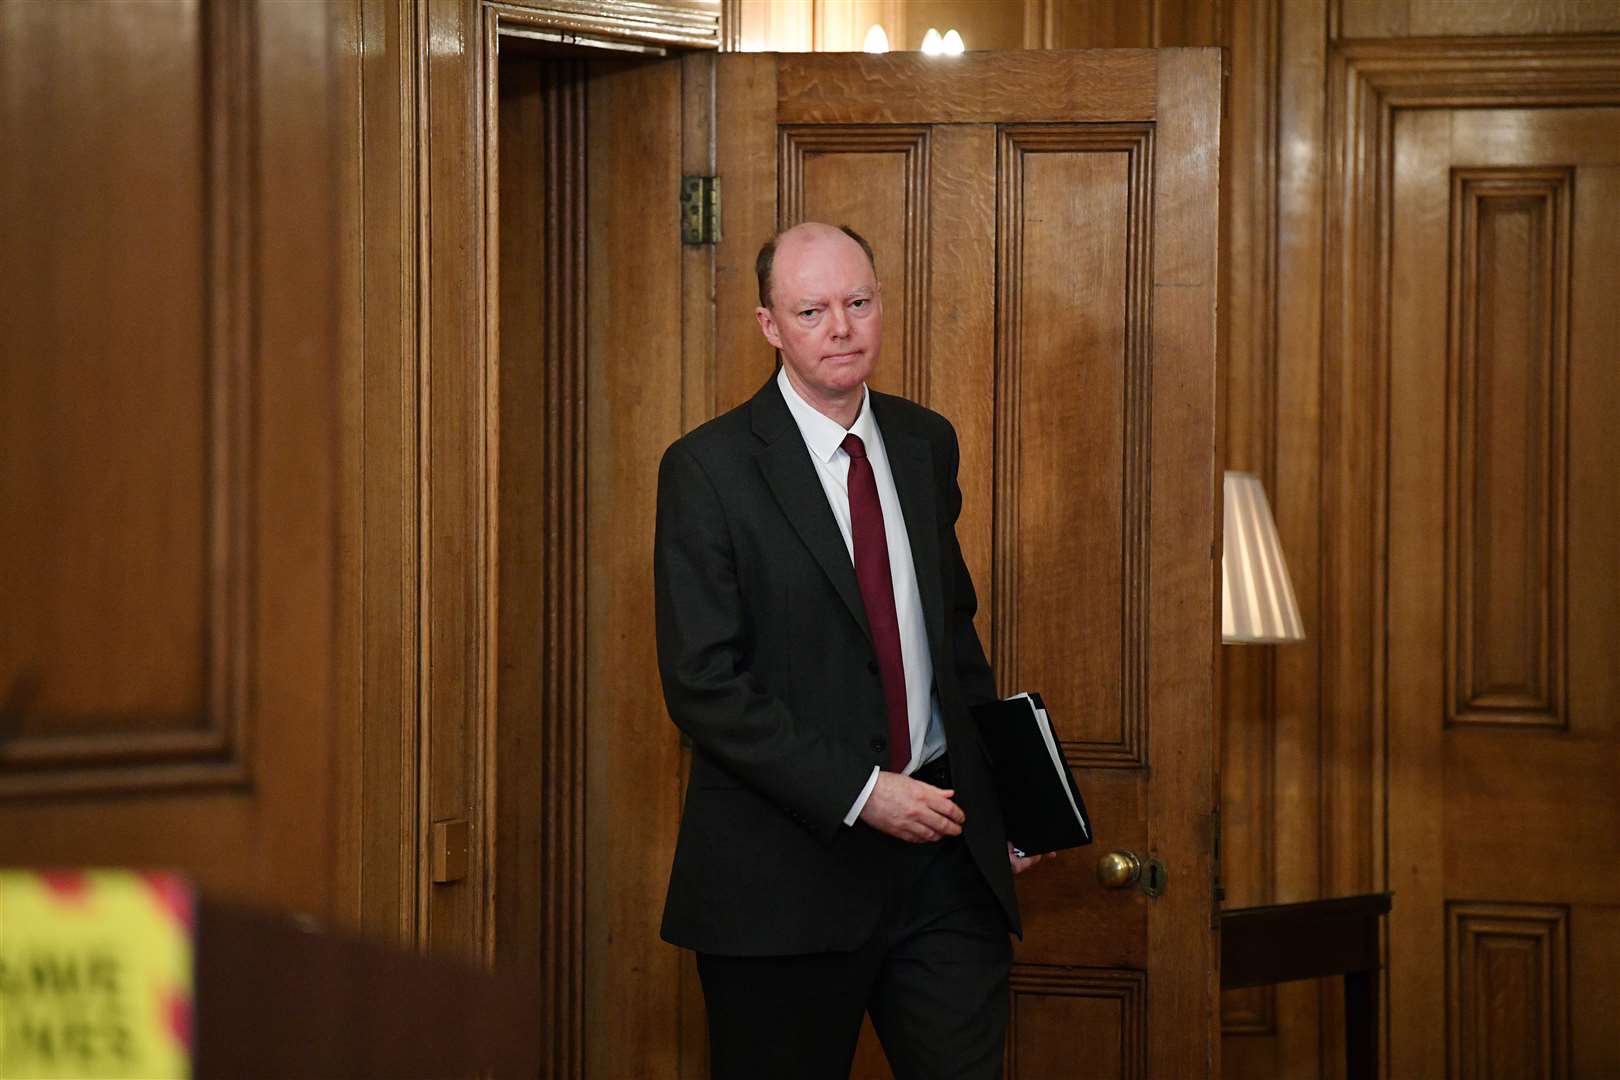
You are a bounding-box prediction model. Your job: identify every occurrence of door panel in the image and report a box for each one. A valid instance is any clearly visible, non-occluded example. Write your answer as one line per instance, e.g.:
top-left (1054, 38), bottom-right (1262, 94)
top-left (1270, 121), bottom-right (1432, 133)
top-left (1386, 106), bottom-right (1620, 1079)
top-left (709, 48), bottom-right (1222, 1079)
top-left (0, 0), bottom-right (352, 920)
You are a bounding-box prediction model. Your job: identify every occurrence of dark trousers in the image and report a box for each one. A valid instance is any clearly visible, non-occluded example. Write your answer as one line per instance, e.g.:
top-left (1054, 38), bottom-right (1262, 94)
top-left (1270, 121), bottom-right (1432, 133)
top-left (696, 836), bottom-right (1013, 1080)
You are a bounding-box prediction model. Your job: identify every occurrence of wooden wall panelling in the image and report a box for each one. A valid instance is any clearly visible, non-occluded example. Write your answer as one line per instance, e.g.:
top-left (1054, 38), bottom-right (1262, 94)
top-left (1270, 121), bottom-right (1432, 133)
top-left (582, 52), bottom-right (689, 1080)
top-left (1561, 115), bottom-right (1620, 1080)
top-left (1042, 0), bottom-right (1156, 48)
top-left (993, 124), bottom-right (1154, 771)
top-left (1446, 168), bottom-right (1571, 732)
top-left (1218, 0), bottom-right (1282, 1055)
top-left (1144, 50), bottom-right (1223, 1080)
top-left (1337, 0), bottom-right (1620, 40)
top-left (1328, 36), bottom-right (1620, 1080)
top-left (0, 0), bottom-right (357, 917)
top-left (0, 0), bottom-right (253, 796)
top-left (421, 0), bottom-right (486, 961)
top-left (712, 53), bottom-right (779, 413)
top-left (491, 35), bottom-right (588, 1076)
top-left (1446, 903), bottom-right (1570, 1080)
top-left (1265, 0), bottom-right (1332, 1075)
top-left (921, 122), bottom-right (997, 645)
top-left (775, 50), bottom-right (1159, 124)
top-left (486, 0), bottom-right (721, 48)
top-left (1006, 966), bottom-right (1148, 1079)
top-left (677, 50), bottom-right (718, 1077)
top-left (1384, 104), bottom-right (1454, 1080)
top-left (351, 0), bottom-right (423, 948)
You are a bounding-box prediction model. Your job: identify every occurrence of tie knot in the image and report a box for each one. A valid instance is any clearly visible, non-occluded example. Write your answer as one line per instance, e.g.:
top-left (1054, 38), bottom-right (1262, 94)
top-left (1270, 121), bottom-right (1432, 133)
top-left (841, 433), bottom-right (867, 460)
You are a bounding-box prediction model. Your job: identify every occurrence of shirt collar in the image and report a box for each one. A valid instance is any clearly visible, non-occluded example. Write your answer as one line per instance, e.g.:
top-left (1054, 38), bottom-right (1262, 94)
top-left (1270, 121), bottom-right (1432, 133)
top-left (775, 367), bottom-right (874, 464)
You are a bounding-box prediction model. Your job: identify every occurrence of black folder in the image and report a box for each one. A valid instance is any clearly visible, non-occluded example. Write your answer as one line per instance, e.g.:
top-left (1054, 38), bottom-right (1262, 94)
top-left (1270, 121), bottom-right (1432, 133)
top-left (970, 692), bottom-right (1093, 855)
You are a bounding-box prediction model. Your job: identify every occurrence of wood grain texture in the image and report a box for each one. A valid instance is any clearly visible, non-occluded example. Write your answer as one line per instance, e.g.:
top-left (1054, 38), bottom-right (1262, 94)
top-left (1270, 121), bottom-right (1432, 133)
top-left (486, 0), bottom-right (721, 48)
top-left (1385, 105), bottom-right (1453, 1080)
top-left (1446, 169), bottom-right (1571, 731)
top-left (1340, 0), bottom-right (1620, 39)
top-left (0, 0), bottom-right (353, 919)
top-left (776, 50), bottom-right (1158, 124)
top-left (1373, 89), bottom-right (1620, 1080)
top-left (993, 125), bottom-right (1154, 770)
top-left (1447, 903), bottom-right (1570, 1080)
top-left (493, 50), bottom-right (588, 1077)
top-left (712, 53), bottom-right (778, 414)
top-left (1006, 966), bottom-right (1148, 1079)
top-left (1213, 0), bottom-right (1287, 1052)
top-left (0, 0), bottom-right (252, 796)
top-left (583, 54), bottom-right (688, 1080)
top-left (923, 124), bottom-right (997, 649)
top-left (1144, 47), bottom-right (1223, 1080)
top-left (416, 0), bottom-right (489, 961)
top-left (677, 51), bottom-right (717, 1079)
top-left (350, 0), bottom-right (423, 947)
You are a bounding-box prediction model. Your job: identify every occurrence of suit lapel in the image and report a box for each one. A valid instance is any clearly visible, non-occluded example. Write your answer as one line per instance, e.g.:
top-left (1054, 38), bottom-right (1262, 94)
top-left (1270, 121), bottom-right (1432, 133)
top-left (751, 379), bottom-right (873, 643)
top-left (872, 395), bottom-right (947, 661)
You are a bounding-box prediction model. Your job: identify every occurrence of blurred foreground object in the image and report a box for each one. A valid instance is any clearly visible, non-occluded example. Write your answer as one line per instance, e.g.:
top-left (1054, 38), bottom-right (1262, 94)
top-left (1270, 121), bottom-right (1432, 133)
top-left (0, 870), bottom-right (539, 1079)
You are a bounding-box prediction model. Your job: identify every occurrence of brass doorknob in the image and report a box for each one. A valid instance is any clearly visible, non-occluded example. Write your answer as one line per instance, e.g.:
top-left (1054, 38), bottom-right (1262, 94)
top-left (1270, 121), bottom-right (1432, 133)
top-left (1097, 850), bottom-right (1142, 889)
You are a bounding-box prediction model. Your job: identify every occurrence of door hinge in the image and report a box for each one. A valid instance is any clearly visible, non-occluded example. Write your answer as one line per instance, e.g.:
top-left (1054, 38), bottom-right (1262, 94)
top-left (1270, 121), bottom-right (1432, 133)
top-left (681, 176), bottom-right (721, 245)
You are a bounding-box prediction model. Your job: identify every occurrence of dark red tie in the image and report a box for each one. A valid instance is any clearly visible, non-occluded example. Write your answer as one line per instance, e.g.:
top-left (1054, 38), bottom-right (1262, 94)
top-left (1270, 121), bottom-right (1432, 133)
top-left (842, 434), bottom-right (911, 773)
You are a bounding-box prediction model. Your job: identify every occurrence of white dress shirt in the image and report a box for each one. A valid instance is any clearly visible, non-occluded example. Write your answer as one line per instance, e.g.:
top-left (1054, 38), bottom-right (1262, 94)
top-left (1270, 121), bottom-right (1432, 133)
top-left (774, 368), bottom-right (947, 825)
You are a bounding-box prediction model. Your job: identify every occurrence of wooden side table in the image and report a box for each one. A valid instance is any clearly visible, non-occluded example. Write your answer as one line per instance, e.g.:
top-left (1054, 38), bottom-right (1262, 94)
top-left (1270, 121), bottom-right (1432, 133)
top-left (1220, 893), bottom-right (1393, 1080)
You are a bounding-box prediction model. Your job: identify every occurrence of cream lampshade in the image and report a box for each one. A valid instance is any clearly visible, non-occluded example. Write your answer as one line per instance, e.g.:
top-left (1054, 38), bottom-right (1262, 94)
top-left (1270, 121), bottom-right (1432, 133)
top-left (1222, 471), bottom-right (1305, 644)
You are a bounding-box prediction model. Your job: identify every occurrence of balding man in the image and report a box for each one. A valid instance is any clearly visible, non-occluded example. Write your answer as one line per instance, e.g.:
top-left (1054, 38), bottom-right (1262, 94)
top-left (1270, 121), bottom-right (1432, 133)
top-left (654, 223), bottom-right (1043, 1079)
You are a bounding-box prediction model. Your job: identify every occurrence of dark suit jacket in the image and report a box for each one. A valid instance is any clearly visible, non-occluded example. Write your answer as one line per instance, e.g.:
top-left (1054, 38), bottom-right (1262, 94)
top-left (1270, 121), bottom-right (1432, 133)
top-left (654, 375), bottom-right (1018, 957)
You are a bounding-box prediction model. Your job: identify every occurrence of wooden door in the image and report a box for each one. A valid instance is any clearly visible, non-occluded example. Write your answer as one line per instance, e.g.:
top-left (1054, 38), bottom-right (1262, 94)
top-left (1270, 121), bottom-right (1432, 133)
top-left (0, 0), bottom-right (364, 924)
top-left (1385, 105), bottom-right (1620, 1078)
top-left (702, 48), bottom-right (1223, 1079)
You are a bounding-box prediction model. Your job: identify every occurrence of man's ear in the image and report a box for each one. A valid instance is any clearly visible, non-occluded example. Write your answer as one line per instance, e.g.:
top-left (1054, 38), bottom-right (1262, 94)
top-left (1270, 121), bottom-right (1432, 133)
top-left (754, 306), bottom-right (783, 350)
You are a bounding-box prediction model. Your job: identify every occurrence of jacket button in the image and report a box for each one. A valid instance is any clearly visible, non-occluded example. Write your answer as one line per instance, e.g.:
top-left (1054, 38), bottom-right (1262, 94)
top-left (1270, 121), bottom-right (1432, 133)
top-left (867, 659), bottom-right (880, 675)
top-left (869, 736), bottom-right (887, 753)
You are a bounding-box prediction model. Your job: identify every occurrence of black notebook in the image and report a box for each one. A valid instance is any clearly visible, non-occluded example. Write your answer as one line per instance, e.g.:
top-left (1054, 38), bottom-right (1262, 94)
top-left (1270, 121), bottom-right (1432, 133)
top-left (970, 692), bottom-right (1093, 856)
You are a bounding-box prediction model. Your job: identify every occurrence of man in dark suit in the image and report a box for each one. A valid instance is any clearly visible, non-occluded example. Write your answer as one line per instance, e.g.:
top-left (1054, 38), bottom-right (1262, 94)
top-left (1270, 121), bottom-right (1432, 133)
top-left (654, 222), bottom-right (1044, 1079)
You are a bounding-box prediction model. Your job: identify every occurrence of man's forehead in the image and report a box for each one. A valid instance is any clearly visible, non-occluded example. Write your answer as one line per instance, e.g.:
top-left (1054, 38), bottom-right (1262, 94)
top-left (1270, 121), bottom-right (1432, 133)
top-left (775, 233), bottom-right (876, 292)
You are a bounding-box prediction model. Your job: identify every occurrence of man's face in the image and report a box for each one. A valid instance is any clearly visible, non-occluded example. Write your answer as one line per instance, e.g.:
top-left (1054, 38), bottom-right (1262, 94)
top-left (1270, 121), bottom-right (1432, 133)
top-left (755, 227), bottom-right (882, 414)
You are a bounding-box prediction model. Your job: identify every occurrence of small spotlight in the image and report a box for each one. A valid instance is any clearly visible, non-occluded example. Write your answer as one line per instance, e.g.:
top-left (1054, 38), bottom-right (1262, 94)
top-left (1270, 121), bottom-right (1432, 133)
top-left (920, 27), bottom-right (944, 55)
top-left (941, 29), bottom-right (965, 54)
top-left (862, 24), bottom-right (890, 53)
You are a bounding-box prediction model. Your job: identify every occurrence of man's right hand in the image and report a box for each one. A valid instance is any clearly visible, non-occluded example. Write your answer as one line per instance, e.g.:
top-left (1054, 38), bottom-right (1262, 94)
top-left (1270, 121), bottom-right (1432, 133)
top-left (857, 771), bottom-right (965, 842)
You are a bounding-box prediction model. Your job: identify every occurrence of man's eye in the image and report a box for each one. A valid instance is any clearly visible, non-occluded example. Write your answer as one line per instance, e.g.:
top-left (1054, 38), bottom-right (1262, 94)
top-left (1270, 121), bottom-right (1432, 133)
top-left (799, 309), bottom-right (819, 319)
top-left (850, 299), bottom-right (868, 309)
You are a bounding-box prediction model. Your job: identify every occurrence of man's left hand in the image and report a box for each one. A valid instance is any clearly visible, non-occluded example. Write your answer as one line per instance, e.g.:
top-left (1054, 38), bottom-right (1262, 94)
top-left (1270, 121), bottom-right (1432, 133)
top-left (1007, 842), bottom-right (1050, 875)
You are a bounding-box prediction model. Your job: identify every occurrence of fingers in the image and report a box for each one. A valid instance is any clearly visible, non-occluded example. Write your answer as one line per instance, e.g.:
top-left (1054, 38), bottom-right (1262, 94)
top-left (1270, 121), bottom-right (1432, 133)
top-left (928, 787), bottom-right (966, 826)
top-left (893, 791), bottom-right (961, 842)
top-left (859, 774), bottom-right (967, 843)
top-left (1007, 842), bottom-right (1052, 875)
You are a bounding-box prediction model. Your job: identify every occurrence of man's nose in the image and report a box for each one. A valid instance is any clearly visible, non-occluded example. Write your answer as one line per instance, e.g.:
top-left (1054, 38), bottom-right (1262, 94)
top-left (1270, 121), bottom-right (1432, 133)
top-left (828, 305), bottom-right (850, 337)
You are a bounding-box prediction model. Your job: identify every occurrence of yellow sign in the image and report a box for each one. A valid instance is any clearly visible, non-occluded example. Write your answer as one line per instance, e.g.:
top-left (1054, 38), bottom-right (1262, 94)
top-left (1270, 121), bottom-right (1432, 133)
top-left (0, 871), bottom-right (193, 1080)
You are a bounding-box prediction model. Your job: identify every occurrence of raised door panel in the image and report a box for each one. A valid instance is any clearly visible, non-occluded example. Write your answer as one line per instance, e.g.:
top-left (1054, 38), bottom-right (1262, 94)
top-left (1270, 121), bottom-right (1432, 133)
top-left (1386, 106), bottom-right (1620, 1080)
top-left (0, 1), bottom-right (351, 919)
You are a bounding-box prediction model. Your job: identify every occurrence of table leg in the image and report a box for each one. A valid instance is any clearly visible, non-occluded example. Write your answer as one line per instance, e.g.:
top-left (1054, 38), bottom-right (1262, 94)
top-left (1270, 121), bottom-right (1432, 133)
top-left (1344, 969), bottom-right (1378, 1080)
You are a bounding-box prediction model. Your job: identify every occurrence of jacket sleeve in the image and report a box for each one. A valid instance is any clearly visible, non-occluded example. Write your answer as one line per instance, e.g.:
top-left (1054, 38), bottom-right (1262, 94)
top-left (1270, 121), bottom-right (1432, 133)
top-left (653, 441), bottom-right (874, 843)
